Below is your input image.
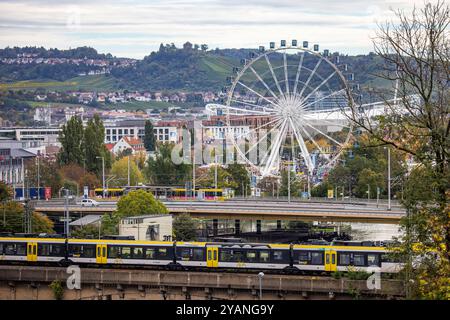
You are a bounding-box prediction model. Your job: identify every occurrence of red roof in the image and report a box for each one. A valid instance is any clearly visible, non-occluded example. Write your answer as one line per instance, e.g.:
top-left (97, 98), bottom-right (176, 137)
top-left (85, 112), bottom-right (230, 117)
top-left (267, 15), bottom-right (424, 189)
top-left (105, 143), bottom-right (115, 151)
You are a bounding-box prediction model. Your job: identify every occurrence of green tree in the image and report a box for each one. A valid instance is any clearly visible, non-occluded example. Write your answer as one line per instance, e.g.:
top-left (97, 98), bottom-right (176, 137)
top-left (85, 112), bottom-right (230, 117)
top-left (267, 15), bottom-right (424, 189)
top-left (0, 181), bottom-right (12, 202)
top-left (84, 114), bottom-right (111, 175)
top-left (57, 116), bottom-right (84, 166)
top-left (227, 164), bottom-right (250, 196)
top-left (143, 120), bottom-right (156, 151)
top-left (111, 157), bottom-right (144, 186)
top-left (0, 201), bottom-right (54, 233)
top-left (279, 169), bottom-right (301, 197)
top-left (116, 189), bottom-right (168, 217)
top-left (145, 143), bottom-right (189, 185)
top-left (173, 213), bottom-right (198, 241)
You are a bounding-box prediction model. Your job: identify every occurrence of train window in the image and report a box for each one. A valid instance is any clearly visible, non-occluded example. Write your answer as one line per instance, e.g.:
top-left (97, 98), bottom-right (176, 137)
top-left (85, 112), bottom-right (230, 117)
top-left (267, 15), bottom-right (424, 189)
top-left (219, 249), bottom-right (231, 261)
top-left (259, 251), bottom-right (270, 263)
top-left (0, 243), bottom-right (3, 254)
top-left (272, 250), bottom-right (289, 263)
top-left (133, 247), bottom-right (144, 259)
top-left (38, 244), bottom-right (63, 256)
top-left (145, 248), bottom-right (155, 259)
top-left (157, 248), bottom-right (168, 259)
top-left (297, 251), bottom-right (309, 262)
top-left (367, 254), bottom-right (380, 266)
top-left (232, 250), bottom-right (244, 262)
top-left (208, 250), bottom-right (212, 260)
top-left (192, 248), bottom-right (204, 261)
top-left (246, 251), bottom-right (257, 263)
top-left (121, 247), bottom-right (131, 259)
top-left (82, 245), bottom-right (95, 258)
top-left (70, 244), bottom-right (95, 258)
top-left (108, 246), bottom-right (119, 258)
top-left (179, 248), bottom-right (191, 260)
top-left (354, 254), bottom-right (365, 266)
top-left (5, 243), bottom-right (26, 256)
top-left (339, 253), bottom-right (351, 265)
top-left (311, 252), bottom-right (324, 265)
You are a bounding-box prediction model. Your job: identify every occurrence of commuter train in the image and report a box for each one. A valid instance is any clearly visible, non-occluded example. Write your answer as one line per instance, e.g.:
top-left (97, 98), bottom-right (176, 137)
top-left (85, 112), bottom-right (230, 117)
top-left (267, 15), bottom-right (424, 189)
top-left (0, 236), bottom-right (402, 274)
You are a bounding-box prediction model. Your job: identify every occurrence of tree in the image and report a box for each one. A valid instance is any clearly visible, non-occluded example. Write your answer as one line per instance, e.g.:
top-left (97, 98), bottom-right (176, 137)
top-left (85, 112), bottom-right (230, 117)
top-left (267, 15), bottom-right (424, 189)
top-left (0, 181), bottom-right (12, 202)
top-left (344, 1), bottom-right (449, 299)
top-left (227, 164), bottom-right (251, 196)
top-left (116, 189), bottom-right (168, 217)
top-left (111, 157), bottom-right (144, 186)
top-left (200, 44), bottom-right (208, 52)
top-left (279, 169), bottom-right (301, 197)
top-left (145, 143), bottom-right (190, 185)
top-left (173, 213), bottom-right (198, 241)
top-left (57, 116), bottom-right (84, 166)
top-left (84, 114), bottom-right (111, 175)
top-left (0, 201), bottom-right (54, 233)
top-left (143, 120), bottom-right (156, 151)
top-left (25, 158), bottom-right (63, 197)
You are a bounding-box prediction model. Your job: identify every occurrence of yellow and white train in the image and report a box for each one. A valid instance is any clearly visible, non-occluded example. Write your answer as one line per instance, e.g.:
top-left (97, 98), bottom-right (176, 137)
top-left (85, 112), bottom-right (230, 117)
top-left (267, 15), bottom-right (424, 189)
top-left (0, 236), bottom-right (402, 274)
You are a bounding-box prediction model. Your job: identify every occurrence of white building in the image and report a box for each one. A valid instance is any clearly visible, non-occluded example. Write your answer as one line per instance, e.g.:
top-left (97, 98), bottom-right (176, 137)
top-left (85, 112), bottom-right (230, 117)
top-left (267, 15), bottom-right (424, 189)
top-left (119, 215), bottom-right (173, 241)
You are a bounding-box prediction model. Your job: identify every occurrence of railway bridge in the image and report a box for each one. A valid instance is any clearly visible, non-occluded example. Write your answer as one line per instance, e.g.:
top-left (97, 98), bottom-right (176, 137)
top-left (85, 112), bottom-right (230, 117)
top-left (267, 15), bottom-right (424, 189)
top-left (0, 266), bottom-right (405, 300)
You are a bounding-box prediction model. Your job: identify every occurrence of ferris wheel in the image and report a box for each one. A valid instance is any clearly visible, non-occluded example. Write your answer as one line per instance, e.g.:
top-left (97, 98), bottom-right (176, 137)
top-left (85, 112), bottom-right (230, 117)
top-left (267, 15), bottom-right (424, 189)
top-left (225, 40), bottom-right (355, 179)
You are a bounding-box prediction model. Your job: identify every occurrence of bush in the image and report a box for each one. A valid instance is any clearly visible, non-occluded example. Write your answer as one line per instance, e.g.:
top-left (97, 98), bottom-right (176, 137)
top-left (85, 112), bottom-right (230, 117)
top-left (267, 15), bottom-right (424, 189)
top-left (49, 280), bottom-right (64, 300)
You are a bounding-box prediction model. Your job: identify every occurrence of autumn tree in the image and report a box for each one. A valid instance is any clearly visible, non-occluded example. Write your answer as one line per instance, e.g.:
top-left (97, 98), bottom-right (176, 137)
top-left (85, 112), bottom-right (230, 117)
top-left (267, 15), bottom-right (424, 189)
top-left (344, 1), bottom-right (449, 298)
top-left (110, 156), bottom-right (144, 186)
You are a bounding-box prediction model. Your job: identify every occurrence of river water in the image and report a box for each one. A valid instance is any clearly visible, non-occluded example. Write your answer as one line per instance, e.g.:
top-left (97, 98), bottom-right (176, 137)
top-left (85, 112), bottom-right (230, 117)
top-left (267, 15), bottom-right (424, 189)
top-left (345, 223), bottom-right (402, 241)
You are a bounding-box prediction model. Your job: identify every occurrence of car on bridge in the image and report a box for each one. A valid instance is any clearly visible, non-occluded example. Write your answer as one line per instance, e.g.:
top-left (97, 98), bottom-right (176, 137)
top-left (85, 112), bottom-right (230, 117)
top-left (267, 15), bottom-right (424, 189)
top-left (78, 199), bottom-right (100, 207)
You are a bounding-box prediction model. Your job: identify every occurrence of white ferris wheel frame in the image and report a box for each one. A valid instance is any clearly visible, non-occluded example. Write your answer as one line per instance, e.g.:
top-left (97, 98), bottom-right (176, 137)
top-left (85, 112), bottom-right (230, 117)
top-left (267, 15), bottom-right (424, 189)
top-left (225, 45), bottom-right (355, 178)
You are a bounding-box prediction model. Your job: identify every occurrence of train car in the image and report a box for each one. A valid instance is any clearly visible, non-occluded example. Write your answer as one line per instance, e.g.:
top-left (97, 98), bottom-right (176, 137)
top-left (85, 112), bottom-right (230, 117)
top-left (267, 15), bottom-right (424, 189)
top-left (0, 236), bottom-right (402, 274)
top-left (94, 188), bottom-right (125, 198)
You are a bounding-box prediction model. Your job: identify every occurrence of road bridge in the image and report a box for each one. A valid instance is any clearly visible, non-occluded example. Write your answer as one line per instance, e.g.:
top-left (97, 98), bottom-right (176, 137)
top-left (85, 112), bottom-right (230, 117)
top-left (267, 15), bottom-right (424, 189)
top-left (34, 200), bottom-right (405, 224)
top-left (0, 266), bottom-right (405, 300)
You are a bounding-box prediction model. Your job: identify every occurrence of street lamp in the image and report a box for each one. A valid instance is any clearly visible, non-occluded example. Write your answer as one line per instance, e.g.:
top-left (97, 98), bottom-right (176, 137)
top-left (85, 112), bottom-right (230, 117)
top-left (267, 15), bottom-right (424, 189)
top-left (96, 156), bottom-right (105, 198)
top-left (384, 147), bottom-right (391, 211)
top-left (257, 272), bottom-right (264, 299)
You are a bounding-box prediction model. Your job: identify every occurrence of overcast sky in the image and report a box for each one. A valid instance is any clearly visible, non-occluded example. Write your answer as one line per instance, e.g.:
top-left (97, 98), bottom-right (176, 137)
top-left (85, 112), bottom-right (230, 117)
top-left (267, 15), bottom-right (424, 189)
top-left (0, 0), bottom-right (430, 58)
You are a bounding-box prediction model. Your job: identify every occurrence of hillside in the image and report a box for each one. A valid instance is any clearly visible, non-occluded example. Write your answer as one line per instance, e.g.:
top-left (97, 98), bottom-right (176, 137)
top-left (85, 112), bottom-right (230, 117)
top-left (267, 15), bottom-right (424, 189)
top-left (0, 45), bottom-right (391, 92)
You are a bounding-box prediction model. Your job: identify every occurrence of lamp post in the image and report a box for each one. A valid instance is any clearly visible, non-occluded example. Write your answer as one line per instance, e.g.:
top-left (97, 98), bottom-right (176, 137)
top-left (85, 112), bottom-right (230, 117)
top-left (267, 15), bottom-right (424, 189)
top-left (96, 156), bottom-right (105, 198)
top-left (258, 272), bottom-right (264, 299)
top-left (384, 147), bottom-right (391, 211)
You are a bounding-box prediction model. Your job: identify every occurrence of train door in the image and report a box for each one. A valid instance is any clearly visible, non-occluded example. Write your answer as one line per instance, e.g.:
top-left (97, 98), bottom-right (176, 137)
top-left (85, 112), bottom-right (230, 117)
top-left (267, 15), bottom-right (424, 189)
top-left (96, 244), bottom-right (107, 264)
top-left (325, 250), bottom-right (337, 272)
top-left (27, 242), bottom-right (37, 262)
top-left (206, 247), bottom-right (218, 268)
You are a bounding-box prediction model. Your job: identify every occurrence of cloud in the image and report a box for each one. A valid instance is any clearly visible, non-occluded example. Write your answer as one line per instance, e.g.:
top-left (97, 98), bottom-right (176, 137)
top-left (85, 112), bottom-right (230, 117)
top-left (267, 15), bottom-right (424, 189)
top-left (0, 0), bottom-right (430, 58)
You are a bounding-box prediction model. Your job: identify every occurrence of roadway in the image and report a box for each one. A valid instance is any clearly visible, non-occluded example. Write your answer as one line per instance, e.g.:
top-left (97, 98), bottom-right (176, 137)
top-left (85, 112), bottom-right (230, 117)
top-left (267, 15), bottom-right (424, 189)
top-left (34, 199), bottom-right (405, 224)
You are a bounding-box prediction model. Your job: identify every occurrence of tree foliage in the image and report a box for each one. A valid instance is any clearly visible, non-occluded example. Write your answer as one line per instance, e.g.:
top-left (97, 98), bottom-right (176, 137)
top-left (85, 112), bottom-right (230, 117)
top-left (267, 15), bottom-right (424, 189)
top-left (111, 156), bottom-right (144, 186)
top-left (145, 143), bottom-right (190, 185)
top-left (143, 120), bottom-right (156, 152)
top-left (344, 1), bottom-right (449, 299)
top-left (57, 116), bottom-right (84, 167)
top-left (116, 189), bottom-right (168, 217)
top-left (173, 213), bottom-right (198, 241)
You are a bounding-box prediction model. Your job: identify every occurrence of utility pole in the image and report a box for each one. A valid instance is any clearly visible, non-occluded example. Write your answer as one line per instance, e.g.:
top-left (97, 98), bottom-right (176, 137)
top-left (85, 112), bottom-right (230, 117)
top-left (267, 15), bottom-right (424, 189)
top-left (37, 156), bottom-right (40, 201)
top-left (367, 184), bottom-right (370, 203)
top-left (127, 156), bottom-right (130, 186)
top-left (287, 160), bottom-right (291, 203)
top-left (64, 189), bottom-right (70, 237)
top-left (96, 156), bottom-right (105, 198)
top-left (21, 158), bottom-right (25, 201)
top-left (214, 154), bottom-right (218, 200)
top-left (387, 147), bottom-right (391, 211)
